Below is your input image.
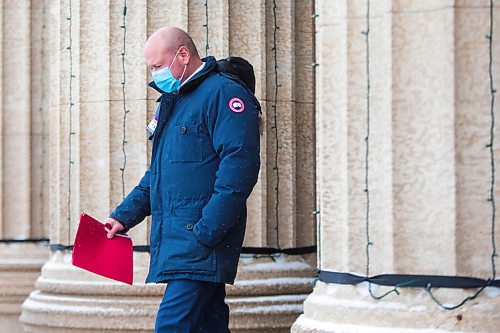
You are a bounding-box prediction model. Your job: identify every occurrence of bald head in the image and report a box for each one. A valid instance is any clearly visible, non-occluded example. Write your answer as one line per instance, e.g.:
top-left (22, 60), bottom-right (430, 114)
top-left (145, 26), bottom-right (200, 59)
top-left (144, 26), bottom-right (203, 86)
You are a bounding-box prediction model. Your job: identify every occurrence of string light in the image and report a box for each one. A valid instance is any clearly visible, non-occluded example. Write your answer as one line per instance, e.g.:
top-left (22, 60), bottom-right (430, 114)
top-left (38, 1), bottom-right (47, 236)
top-left (120, 0), bottom-right (129, 199)
top-left (67, 0), bottom-right (75, 246)
top-left (312, 7), bottom-right (321, 271)
top-left (203, 0), bottom-right (209, 57)
top-left (486, 0), bottom-right (497, 282)
top-left (423, 0), bottom-right (497, 310)
top-left (359, 0), bottom-right (498, 306)
top-left (271, 0), bottom-right (281, 252)
top-left (360, 0), bottom-right (399, 300)
top-left (362, 0), bottom-right (372, 281)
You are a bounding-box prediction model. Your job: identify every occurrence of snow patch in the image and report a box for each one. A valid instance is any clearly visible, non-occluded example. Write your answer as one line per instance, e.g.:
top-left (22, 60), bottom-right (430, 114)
top-left (37, 275), bottom-right (133, 287)
top-left (29, 291), bottom-right (153, 306)
top-left (409, 305), bottom-right (427, 312)
top-left (232, 303), bottom-right (303, 314)
top-left (309, 294), bottom-right (406, 310)
top-left (240, 254), bottom-right (312, 271)
top-left (234, 277), bottom-right (313, 286)
top-left (484, 286), bottom-right (500, 298)
top-left (239, 256), bottom-right (255, 264)
top-left (293, 315), bottom-right (457, 333)
top-left (471, 302), bottom-right (490, 310)
top-left (356, 281), bottom-right (373, 297)
top-left (242, 261), bottom-right (311, 271)
top-left (23, 298), bottom-right (126, 314)
top-left (227, 294), bottom-right (307, 303)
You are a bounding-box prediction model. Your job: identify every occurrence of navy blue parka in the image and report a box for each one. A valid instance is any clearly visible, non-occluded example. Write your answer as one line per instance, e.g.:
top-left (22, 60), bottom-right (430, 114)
top-left (110, 57), bottom-right (261, 284)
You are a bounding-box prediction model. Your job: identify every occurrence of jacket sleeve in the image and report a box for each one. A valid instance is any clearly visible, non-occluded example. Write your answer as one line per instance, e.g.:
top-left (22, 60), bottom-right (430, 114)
top-left (193, 82), bottom-right (261, 248)
top-left (109, 169), bottom-right (151, 231)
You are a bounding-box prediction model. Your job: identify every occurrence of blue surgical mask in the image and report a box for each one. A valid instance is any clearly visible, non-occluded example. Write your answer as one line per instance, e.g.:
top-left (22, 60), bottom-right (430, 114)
top-left (152, 50), bottom-right (186, 93)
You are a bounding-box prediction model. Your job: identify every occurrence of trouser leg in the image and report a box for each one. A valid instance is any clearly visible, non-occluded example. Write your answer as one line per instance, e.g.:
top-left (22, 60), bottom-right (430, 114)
top-left (196, 283), bottom-right (230, 333)
top-left (154, 279), bottom-right (216, 333)
top-left (154, 279), bottom-right (230, 333)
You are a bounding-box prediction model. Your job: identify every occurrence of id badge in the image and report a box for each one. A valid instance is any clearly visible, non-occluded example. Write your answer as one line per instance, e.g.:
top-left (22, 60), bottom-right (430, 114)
top-left (147, 104), bottom-right (161, 137)
top-left (147, 118), bottom-right (158, 134)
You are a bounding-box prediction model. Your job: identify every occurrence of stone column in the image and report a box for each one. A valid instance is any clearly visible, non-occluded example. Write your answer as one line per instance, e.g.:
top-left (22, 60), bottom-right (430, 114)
top-left (21, 1), bottom-right (317, 332)
top-left (0, 1), bottom-right (51, 332)
top-left (20, 1), bottom-right (160, 332)
top-left (292, 0), bottom-right (500, 332)
top-left (196, 1), bottom-right (317, 331)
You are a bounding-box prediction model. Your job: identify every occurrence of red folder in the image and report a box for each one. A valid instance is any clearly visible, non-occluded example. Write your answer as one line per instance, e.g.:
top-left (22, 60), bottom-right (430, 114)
top-left (72, 213), bottom-right (133, 285)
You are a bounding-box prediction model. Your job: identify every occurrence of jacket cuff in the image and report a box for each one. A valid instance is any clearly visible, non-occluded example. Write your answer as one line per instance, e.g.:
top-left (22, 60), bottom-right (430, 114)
top-left (108, 212), bottom-right (133, 233)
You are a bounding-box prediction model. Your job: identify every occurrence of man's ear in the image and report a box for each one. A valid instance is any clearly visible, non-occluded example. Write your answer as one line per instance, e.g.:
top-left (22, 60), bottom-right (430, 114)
top-left (178, 46), bottom-right (190, 65)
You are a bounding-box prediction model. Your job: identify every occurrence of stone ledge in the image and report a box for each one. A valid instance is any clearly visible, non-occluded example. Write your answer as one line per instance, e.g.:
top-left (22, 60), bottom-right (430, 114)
top-left (291, 282), bottom-right (500, 333)
top-left (0, 243), bottom-right (50, 333)
top-left (21, 252), bottom-right (316, 332)
top-left (292, 315), bottom-right (463, 333)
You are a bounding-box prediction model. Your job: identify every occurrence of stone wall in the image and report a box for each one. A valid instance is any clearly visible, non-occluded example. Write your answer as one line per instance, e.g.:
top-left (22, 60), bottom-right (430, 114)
top-left (292, 1), bottom-right (500, 332)
top-left (1, 0), bottom-right (497, 332)
top-left (0, 1), bottom-right (51, 332)
top-left (16, 0), bottom-right (317, 332)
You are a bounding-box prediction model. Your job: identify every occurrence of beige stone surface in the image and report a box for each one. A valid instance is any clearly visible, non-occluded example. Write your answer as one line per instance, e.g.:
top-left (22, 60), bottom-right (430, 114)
top-left (0, 1), bottom-right (51, 331)
top-left (233, 0), bottom-right (268, 248)
top-left (10, 0), bottom-right (500, 331)
top-left (455, 2), bottom-right (500, 277)
top-left (48, 0), bottom-right (82, 245)
top-left (78, 1), bottom-right (111, 218)
top-left (187, 0), bottom-right (229, 59)
top-left (20, 251), bottom-right (314, 332)
top-left (147, 0), bottom-right (187, 36)
top-left (0, 244), bottom-right (49, 333)
top-left (314, 0), bottom-right (395, 274)
top-left (20, 251), bottom-right (160, 332)
top-left (294, 0), bottom-right (500, 332)
top-left (392, 0), bottom-right (454, 13)
top-left (0, 0), bottom-right (3, 237)
top-left (30, 0), bottom-right (51, 238)
top-left (346, 0), bottom-right (394, 276)
top-left (294, 0), bottom-right (317, 249)
top-left (3, 0), bottom-right (497, 331)
top-left (392, 4), bottom-right (457, 276)
top-left (314, 0), bottom-right (349, 272)
top-left (456, 0), bottom-right (500, 7)
top-left (108, 0), bottom-right (148, 231)
top-left (16, 1), bottom-right (317, 332)
top-left (2, 0), bottom-right (31, 239)
top-left (293, 281), bottom-right (500, 333)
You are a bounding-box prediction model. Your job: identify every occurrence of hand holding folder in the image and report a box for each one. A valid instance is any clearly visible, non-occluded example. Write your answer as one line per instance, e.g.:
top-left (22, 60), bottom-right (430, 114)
top-left (72, 213), bottom-right (133, 285)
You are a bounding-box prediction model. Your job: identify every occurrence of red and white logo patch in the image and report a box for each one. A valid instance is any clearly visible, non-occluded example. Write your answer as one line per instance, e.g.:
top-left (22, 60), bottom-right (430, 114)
top-left (229, 97), bottom-right (245, 113)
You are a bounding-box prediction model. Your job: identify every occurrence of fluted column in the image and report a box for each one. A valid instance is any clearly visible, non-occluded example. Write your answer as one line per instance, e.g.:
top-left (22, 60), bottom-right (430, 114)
top-left (21, 1), bottom-right (317, 332)
top-left (0, 1), bottom-right (51, 332)
top-left (20, 1), bottom-right (159, 332)
top-left (193, 1), bottom-right (317, 331)
top-left (293, 1), bottom-right (500, 332)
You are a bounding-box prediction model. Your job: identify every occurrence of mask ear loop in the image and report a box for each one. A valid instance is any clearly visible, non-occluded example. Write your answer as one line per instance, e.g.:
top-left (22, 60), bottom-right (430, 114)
top-left (179, 65), bottom-right (187, 82)
top-left (169, 48), bottom-right (187, 82)
top-left (168, 48), bottom-right (181, 68)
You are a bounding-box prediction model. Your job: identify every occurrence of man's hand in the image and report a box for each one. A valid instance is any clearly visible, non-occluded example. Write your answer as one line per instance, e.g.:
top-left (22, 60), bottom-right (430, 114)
top-left (104, 217), bottom-right (125, 239)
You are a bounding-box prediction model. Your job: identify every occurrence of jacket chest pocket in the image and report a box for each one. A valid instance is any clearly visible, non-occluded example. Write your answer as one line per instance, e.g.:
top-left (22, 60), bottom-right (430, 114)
top-left (170, 124), bottom-right (203, 162)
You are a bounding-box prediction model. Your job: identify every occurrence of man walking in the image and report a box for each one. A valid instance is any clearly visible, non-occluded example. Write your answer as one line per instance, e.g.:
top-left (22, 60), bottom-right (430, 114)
top-left (105, 26), bottom-right (260, 332)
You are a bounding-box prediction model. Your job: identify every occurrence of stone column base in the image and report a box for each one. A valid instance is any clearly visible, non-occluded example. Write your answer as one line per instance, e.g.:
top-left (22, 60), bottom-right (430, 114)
top-left (21, 252), bottom-right (316, 332)
top-left (291, 281), bottom-right (500, 333)
top-left (228, 253), bottom-right (316, 332)
top-left (0, 243), bottom-right (49, 333)
top-left (21, 251), bottom-right (162, 333)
